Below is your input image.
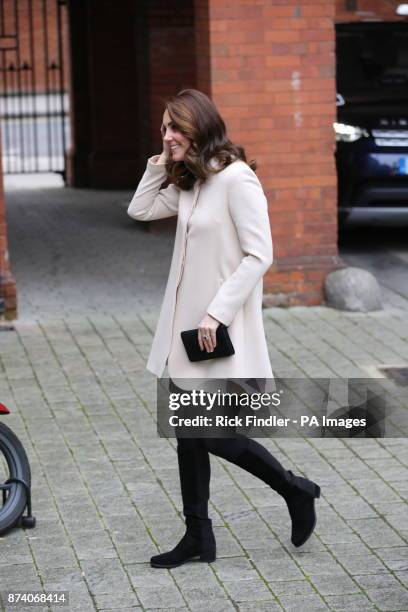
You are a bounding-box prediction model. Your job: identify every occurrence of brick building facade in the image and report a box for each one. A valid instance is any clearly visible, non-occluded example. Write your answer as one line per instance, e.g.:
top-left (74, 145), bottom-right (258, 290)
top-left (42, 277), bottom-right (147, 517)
top-left (0, 0), bottom-right (406, 317)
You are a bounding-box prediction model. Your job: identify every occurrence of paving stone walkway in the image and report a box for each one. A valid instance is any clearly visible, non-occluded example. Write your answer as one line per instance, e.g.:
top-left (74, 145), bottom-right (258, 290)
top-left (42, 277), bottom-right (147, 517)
top-left (1, 305), bottom-right (407, 611)
top-left (0, 177), bottom-right (407, 611)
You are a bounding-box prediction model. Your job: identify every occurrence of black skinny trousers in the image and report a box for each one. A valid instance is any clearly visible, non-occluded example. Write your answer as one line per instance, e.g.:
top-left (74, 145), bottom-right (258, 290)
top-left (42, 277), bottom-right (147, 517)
top-left (176, 432), bottom-right (293, 520)
top-left (169, 378), bottom-right (294, 520)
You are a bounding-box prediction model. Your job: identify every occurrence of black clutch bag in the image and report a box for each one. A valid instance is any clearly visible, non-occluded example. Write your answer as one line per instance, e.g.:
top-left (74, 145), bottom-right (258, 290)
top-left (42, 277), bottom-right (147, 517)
top-left (181, 324), bottom-right (235, 362)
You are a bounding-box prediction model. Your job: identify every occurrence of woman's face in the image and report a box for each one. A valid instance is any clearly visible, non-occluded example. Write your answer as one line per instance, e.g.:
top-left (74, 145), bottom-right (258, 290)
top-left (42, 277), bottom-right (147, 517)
top-left (161, 109), bottom-right (191, 162)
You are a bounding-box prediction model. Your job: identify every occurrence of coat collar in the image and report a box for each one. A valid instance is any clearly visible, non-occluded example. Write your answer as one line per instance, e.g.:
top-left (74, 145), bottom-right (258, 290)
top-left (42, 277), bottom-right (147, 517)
top-left (208, 154), bottom-right (238, 171)
top-left (193, 155), bottom-right (238, 189)
top-left (208, 156), bottom-right (222, 170)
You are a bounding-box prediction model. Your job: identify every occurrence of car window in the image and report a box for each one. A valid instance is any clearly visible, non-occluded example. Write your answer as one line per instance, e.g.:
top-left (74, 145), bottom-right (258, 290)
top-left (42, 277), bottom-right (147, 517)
top-left (336, 26), bottom-right (408, 101)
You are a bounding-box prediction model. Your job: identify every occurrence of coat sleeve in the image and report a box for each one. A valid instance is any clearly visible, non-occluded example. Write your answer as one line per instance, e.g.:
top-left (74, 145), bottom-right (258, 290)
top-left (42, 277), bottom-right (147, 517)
top-left (206, 164), bottom-right (273, 326)
top-left (127, 155), bottom-right (180, 221)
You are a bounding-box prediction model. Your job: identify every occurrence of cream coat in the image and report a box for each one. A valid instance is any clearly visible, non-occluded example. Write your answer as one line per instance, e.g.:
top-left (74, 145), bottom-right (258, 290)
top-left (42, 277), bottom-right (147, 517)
top-left (127, 154), bottom-right (274, 380)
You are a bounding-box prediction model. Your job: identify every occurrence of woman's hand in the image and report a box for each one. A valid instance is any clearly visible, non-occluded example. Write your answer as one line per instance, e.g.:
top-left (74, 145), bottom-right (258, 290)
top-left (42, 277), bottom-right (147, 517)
top-left (159, 126), bottom-right (171, 162)
top-left (198, 314), bottom-right (221, 352)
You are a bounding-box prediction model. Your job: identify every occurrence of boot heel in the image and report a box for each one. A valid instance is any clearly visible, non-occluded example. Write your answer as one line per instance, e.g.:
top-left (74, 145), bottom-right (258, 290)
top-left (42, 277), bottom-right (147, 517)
top-left (200, 549), bottom-right (216, 563)
top-left (313, 484), bottom-right (321, 498)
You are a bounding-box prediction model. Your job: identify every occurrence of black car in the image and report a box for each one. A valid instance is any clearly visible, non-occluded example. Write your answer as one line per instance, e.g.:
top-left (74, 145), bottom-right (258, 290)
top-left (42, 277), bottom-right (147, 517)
top-left (335, 21), bottom-right (408, 225)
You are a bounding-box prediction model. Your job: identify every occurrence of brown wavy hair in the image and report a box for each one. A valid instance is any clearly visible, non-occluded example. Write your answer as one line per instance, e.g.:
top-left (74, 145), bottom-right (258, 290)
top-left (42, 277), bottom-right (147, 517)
top-left (162, 88), bottom-right (257, 191)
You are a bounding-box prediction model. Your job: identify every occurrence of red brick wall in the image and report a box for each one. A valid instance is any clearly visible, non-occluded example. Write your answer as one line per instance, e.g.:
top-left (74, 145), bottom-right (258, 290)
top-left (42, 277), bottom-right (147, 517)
top-left (0, 158), bottom-right (17, 316)
top-left (195, 0), bottom-right (342, 305)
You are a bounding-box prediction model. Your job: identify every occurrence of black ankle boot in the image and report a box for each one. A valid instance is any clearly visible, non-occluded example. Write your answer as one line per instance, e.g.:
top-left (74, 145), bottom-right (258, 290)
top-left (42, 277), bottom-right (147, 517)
top-left (150, 516), bottom-right (216, 568)
top-left (229, 439), bottom-right (320, 548)
top-left (283, 470), bottom-right (321, 547)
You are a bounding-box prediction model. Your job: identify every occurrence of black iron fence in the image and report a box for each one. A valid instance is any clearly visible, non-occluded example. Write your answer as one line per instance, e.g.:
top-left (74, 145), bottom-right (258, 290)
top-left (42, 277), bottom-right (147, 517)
top-left (0, 0), bottom-right (69, 177)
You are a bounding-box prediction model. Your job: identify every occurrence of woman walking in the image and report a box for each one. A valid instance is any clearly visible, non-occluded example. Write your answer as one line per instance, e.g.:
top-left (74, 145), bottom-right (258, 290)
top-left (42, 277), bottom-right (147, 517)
top-left (128, 89), bottom-right (320, 568)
